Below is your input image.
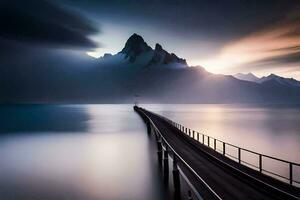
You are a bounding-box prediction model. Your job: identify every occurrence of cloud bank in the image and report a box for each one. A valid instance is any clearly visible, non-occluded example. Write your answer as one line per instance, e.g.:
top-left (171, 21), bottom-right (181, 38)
top-left (0, 0), bottom-right (99, 50)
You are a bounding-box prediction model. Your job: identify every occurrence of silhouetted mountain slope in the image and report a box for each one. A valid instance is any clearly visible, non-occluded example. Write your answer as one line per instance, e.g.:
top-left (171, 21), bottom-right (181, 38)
top-left (259, 74), bottom-right (300, 87)
top-left (1, 33), bottom-right (300, 103)
top-left (148, 43), bottom-right (187, 66)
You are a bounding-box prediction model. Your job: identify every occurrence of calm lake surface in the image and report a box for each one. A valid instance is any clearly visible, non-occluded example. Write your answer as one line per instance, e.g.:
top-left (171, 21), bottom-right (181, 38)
top-left (0, 104), bottom-right (300, 199)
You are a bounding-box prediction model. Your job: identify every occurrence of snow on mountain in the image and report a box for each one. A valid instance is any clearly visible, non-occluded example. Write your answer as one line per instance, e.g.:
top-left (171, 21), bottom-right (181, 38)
top-left (233, 73), bottom-right (260, 82)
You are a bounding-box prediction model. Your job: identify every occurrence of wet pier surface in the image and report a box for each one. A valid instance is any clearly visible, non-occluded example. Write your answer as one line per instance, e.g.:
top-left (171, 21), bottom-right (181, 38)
top-left (135, 106), bottom-right (300, 200)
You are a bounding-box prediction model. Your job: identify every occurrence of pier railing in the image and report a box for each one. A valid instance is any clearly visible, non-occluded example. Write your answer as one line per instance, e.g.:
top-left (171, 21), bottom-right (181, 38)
top-left (150, 110), bottom-right (300, 187)
top-left (135, 106), bottom-right (222, 200)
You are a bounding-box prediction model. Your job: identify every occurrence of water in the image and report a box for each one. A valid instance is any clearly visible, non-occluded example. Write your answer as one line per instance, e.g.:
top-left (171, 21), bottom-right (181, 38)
top-left (0, 105), bottom-right (171, 200)
top-left (143, 104), bottom-right (300, 163)
top-left (1, 104), bottom-right (300, 199)
top-left (143, 104), bottom-right (300, 184)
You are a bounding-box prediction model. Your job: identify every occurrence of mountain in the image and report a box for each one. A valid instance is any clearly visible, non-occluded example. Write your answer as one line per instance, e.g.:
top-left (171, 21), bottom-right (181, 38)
top-left (258, 74), bottom-right (300, 87)
top-left (148, 43), bottom-right (187, 67)
top-left (120, 33), bottom-right (152, 62)
top-left (234, 73), bottom-right (260, 82)
top-left (234, 72), bottom-right (300, 88)
top-left (118, 33), bottom-right (187, 68)
top-left (1, 33), bottom-right (300, 103)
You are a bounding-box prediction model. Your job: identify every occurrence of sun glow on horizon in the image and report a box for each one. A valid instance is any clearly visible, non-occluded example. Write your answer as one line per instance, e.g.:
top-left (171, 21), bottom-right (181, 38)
top-left (189, 17), bottom-right (300, 78)
top-left (86, 50), bottom-right (102, 58)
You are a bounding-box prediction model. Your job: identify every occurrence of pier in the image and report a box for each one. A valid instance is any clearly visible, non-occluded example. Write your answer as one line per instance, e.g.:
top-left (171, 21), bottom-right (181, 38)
top-left (134, 106), bottom-right (300, 200)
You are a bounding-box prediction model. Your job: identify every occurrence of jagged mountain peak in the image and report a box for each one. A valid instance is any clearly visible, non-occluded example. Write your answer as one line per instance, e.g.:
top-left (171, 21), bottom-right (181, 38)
top-left (103, 33), bottom-right (187, 67)
top-left (120, 33), bottom-right (152, 62)
top-left (155, 43), bottom-right (163, 51)
top-left (149, 42), bottom-right (187, 66)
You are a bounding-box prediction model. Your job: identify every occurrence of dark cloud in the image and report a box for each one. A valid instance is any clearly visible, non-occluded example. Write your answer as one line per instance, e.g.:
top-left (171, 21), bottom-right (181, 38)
top-left (0, 0), bottom-right (100, 49)
top-left (61, 0), bottom-right (300, 42)
top-left (234, 52), bottom-right (300, 74)
top-left (271, 46), bottom-right (300, 52)
top-left (258, 52), bottom-right (300, 66)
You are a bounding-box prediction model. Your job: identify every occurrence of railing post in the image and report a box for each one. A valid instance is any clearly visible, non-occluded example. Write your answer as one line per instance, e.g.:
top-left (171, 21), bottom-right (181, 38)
top-left (223, 142), bottom-right (226, 155)
top-left (185, 128), bottom-right (187, 134)
top-left (173, 155), bottom-right (181, 197)
top-left (214, 139), bottom-right (216, 150)
top-left (290, 163), bottom-right (293, 185)
top-left (202, 134), bottom-right (204, 144)
top-left (259, 154), bottom-right (262, 173)
top-left (208, 136), bottom-right (210, 147)
top-left (189, 129), bottom-right (191, 137)
top-left (197, 132), bottom-right (199, 141)
top-left (193, 131), bottom-right (195, 139)
top-left (238, 148), bottom-right (241, 164)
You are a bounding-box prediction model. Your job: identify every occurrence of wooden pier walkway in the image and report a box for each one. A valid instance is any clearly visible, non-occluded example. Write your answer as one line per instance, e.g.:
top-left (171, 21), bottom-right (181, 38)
top-left (134, 106), bottom-right (300, 200)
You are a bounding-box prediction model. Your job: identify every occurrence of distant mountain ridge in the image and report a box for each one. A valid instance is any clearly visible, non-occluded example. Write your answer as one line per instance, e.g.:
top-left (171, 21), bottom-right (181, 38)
top-left (234, 73), bottom-right (300, 88)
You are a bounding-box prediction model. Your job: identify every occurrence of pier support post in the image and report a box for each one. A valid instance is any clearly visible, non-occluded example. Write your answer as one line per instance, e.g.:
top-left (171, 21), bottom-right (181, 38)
top-left (146, 120), bottom-right (151, 135)
top-left (157, 141), bottom-right (163, 167)
top-left (164, 146), bottom-right (169, 174)
top-left (188, 190), bottom-right (193, 200)
top-left (173, 155), bottom-right (181, 199)
top-left (189, 129), bottom-right (191, 137)
top-left (163, 146), bottom-right (169, 184)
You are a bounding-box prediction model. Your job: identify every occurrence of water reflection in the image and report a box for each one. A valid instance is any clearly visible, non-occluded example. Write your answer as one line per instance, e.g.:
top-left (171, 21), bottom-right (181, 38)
top-left (1, 104), bottom-right (299, 199)
top-left (0, 105), bottom-right (171, 200)
top-left (0, 105), bottom-right (89, 133)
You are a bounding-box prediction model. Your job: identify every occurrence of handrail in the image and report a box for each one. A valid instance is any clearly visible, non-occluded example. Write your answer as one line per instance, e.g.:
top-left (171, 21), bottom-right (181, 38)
top-left (137, 108), bottom-right (222, 200)
top-left (147, 109), bottom-right (300, 187)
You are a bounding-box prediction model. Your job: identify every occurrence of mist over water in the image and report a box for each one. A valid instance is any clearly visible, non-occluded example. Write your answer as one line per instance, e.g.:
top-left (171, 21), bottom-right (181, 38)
top-left (0, 104), bottom-right (300, 199)
top-left (0, 105), bottom-right (171, 200)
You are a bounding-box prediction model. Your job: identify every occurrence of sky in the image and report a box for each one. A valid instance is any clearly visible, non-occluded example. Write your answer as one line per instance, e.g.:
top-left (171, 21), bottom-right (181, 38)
top-left (1, 0), bottom-right (300, 79)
